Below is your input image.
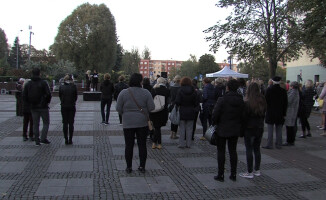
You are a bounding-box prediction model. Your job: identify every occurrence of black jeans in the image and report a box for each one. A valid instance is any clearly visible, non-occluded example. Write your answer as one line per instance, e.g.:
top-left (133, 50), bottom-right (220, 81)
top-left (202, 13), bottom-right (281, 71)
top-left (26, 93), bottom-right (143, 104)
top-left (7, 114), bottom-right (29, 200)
top-left (23, 113), bottom-right (33, 138)
top-left (192, 111), bottom-right (199, 139)
top-left (202, 107), bottom-right (212, 136)
top-left (217, 136), bottom-right (238, 176)
top-left (153, 126), bottom-right (162, 144)
top-left (123, 126), bottom-right (148, 169)
top-left (171, 123), bottom-right (178, 132)
top-left (286, 126), bottom-right (296, 144)
top-left (61, 107), bottom-right (76, 139)
top-left (101, 98), bottom-right (112, 123)
top-left (244, 128), bottom-right (263, 173)
top-left (300, 116), bottom-right (310, 132)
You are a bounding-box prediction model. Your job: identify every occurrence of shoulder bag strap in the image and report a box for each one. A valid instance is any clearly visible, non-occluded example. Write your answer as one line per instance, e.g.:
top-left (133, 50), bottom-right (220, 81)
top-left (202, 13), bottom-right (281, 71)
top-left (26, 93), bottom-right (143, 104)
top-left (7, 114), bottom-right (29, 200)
top-left (127, 88), bottom-right (149, 120)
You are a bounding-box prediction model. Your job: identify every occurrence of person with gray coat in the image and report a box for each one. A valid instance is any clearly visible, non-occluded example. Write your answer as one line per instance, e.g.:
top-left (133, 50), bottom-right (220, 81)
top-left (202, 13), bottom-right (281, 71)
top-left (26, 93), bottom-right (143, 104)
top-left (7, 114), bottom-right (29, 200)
top-left (283, 81), bottom-right (300, 146)
top-left (116, 73), bottom-right (155, 174)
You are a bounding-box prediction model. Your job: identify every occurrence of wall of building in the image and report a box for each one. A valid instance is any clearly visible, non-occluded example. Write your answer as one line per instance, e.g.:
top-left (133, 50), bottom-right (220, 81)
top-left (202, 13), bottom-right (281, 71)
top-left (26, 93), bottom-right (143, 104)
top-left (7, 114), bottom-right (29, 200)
top-left (286, 51), bottom-right (326, 84)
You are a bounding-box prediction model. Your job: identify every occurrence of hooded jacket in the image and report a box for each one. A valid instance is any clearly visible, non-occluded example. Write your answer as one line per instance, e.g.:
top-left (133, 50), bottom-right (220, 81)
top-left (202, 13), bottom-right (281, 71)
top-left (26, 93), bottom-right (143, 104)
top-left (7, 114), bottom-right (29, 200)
top-left (212, 91), bottom-right (245, 138)
top-left (23, 76), bottom-right (52, 109)
top-left (100, 80), bottom-right (114, 100)
top-left (59, 81), bottom-right (78, 108)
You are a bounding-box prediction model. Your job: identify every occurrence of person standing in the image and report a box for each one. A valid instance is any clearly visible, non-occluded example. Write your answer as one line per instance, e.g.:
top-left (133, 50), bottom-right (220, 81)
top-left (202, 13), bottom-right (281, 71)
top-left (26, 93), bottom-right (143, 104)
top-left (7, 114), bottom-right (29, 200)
top-left (15, 78), bottom-right (25, 116)
top-left (22, 79), bottom-right (33, 141)
top-left (100, 73), bottom-right (114, 125)
top-left (191, 78), bottom-right (202, 140)
top-left (150, 77), bottom-right (170, 149)
top-left (298, 80), bottom-right (316, 138)
top-left (85, 70), bottom-right (91, 91)
top-left (201, 77), bottom-right (217, 140)
top-left (263, 76), bottom-right (288, 149)
top-left (283, 81), bottom-right (300, 146)
top-left (318, 82), bottom-right (326, 136)
top-left (212, 79), bottom-right (245, 182)
top-left (116, 73), bottom-right (155, 173)
top-left (169, 75), bottom-right (181, 139)
top-left (91, 70), bottom-right (99, 91)
top-left (239, 82), bottom-right (267, 179)
top-left (23, 68), bottom-right (52, 146)
top-left (175, 77), bottom-right (199, 148)
top-left (59, 75), bottom-right (78, 144)
top-left (114, 75), bottom-right (129, 125)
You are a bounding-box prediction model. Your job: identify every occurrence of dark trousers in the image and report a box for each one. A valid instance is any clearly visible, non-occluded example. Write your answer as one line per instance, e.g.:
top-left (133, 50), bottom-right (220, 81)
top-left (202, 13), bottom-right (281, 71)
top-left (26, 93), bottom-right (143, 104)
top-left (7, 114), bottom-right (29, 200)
top-left (31, 108), bottom-right (50, 143)
top-left (101, 98), bottom-right (112, 123)
top-left (119, 114), bottom-right (122, 124)
top-left (92, 82), bottom-right (98, 91)
top-left (286, 126), bottom-right (296, 144)
top-left (61, 107), bottom-right (76, 140)
top-left (192, 111), bottom-right (199, 139)
top-left (300, 116), bottom-right (310, 132)
top-left (153, 126), bottom-right (162, 144)
top-left (16, 95), bottom-right (23, 116)
top-left (123, 127), bottom-right (148, 168)
top-left (202, 107), bottom-right (212, 136)
top-left (217, 136), bottom-right (238, 176)
top-left (244, 128), bottom-right (263, 173)
top-left (171, 123), bottom-right (178, 132)
top-left (23, 113), bottom-right (33, 138)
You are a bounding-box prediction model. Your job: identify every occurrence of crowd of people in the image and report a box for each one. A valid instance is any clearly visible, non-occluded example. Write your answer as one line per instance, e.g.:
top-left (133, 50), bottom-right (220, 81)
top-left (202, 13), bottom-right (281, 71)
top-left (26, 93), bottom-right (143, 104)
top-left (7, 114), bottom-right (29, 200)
top-left (15, 69), bottom-right (326, 181)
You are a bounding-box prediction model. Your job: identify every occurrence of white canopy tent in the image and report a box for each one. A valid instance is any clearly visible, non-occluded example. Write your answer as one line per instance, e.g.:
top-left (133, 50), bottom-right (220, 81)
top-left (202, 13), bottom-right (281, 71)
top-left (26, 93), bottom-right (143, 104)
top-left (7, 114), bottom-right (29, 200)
top-left (206, 67), bottom-right (249, 78)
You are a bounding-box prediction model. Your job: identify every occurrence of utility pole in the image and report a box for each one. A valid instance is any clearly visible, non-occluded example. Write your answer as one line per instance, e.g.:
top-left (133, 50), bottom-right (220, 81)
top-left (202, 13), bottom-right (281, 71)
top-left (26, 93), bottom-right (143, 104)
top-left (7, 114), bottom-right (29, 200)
top-left (28, 25), bottom-right (34, 63)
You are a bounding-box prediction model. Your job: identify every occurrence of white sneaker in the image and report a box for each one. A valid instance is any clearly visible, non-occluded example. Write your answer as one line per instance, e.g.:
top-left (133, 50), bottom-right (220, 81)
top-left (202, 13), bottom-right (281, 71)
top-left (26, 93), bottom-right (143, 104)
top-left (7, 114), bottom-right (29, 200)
top-left (239, 172), bottom-right (254, 179)
top-left (253, 170), bottom-right (261, 176)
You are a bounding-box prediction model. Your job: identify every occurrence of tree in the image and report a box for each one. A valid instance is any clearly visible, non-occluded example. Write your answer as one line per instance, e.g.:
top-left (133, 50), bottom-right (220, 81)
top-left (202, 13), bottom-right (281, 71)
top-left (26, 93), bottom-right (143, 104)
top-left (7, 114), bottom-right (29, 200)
top-left (0, 28), bottom-right (8, 59)
top-left (197, 54), bottom-right (219, 77)
top-left (205, 0), bottom-right (302, 78)
top-left (113, 43), bottom-right (124, 71)
top-left (51, 3), bottom-right (117, 73)
top-left (289, 0), bottom-right (326, 66)
top-left (142, 46), bottom-right (151, 60)
top-left (8, 37), bottom-right (24, 68)
top-left (121, 48), bottom-right (140, 75)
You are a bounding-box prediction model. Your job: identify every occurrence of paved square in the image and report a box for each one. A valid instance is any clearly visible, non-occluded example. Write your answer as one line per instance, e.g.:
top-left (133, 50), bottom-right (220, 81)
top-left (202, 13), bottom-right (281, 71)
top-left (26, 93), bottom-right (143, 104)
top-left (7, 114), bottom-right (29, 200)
top-left (194, 173), bottom-right (255, 189)
top-left (47, 161), bottom-right (93, 172)
top-left (263, 168), bottom-right (320, 183)
top-left (55, 147), bottom-right (93, 157)
top-left (0, 148), bottom-right (38, 157)
top-left (0, 180), bottom-right (16, 194)
top-left (165, 146), bottom-right (203, 154)
top-left (299, 189), bottom-right (326, 200)
top-left (112, 147), bottom-right (139, 156)
top-left (306, 150), bottom-right (326, 160)
top-left (0, 161), bottom-right (28, 173)
top-left (0, 137), bottom-right (35, 146)
top-left (238, 154), bottom-right (281, 164)
top-left (176, 157), bottom-right (216, 168)
top-left (225, 195), bottom-right (278, 200)
top-left (115, 159), bottom-right (163, 170)
top-left (60, 136), bottom-right (93, 145)
top-left (120, 176), bottom-right (178, 194)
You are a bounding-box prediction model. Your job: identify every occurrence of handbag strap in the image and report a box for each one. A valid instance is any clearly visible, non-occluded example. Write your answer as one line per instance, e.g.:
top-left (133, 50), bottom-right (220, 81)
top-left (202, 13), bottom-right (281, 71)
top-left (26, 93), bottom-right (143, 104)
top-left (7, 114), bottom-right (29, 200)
top-left (127, 88), bottom-right (150, 120)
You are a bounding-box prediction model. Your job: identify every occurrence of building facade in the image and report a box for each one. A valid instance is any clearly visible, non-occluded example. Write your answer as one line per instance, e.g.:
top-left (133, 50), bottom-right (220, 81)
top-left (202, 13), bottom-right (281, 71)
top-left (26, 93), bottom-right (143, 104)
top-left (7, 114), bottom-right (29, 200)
top-left (139, 59), bottom-right (183, 78)
top-left (286, 51), bottom-right (326, 84)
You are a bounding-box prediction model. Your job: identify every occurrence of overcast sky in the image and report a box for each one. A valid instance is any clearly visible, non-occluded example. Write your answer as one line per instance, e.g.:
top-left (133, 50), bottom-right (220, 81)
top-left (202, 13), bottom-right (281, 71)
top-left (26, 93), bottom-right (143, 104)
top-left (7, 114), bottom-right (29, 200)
top-left (0, 0), bottom-right (231, 62)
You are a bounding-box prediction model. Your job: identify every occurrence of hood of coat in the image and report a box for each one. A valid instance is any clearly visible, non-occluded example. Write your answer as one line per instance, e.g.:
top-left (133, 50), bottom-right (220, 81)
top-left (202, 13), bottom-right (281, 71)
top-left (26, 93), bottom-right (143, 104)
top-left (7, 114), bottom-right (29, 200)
top-left (180, 85), bottom-right (194, 95)
top-left (224, 91), bottom-right (243, 107)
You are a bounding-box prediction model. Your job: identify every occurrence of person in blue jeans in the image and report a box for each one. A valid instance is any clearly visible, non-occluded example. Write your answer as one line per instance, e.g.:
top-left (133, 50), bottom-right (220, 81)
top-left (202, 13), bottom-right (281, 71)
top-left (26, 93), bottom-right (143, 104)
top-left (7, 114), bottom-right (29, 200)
top-left (239, 82), bottom-right (267, 179)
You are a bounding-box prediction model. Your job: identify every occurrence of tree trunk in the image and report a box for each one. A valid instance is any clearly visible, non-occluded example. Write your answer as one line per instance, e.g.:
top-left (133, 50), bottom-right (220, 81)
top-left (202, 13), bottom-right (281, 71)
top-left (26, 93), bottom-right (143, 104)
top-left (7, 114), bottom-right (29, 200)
top-left (269, 59), bottom-right (277, 78)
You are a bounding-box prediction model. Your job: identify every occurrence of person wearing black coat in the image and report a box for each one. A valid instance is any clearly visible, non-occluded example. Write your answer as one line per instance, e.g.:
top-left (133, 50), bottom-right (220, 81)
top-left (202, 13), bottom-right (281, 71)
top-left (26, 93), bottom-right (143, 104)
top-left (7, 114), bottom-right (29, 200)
top-left (100, 73), bottom-right (115, 125)
top-left (169, 75), bottom-right (181, 139)
top-left (212, 79), bottom-right (245, 182)
top-left (22, 79), bottom-right (33, 141)
top-left (59, 75), bottom-right (78, 144)
top-left (263, 76), bottom-right (288, 149)
top-left (150, 77), bottom-right (170, 149)
top-left (175, 77), bottom-right (199, 148)
top-left (299, 80), bottom-right (316, 137)
top-left (114, 75), bottom-right (129, 125)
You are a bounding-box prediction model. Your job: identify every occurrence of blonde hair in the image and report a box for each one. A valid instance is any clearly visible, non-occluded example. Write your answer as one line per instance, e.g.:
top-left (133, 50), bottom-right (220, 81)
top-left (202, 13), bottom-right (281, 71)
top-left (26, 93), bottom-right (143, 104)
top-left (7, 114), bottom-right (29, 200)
top-left (104, 73), bottom-right (111, 80)
top-left (154, 77), bottom-right (166, 88)
top-left (305, 79), bottom-right (313, 89)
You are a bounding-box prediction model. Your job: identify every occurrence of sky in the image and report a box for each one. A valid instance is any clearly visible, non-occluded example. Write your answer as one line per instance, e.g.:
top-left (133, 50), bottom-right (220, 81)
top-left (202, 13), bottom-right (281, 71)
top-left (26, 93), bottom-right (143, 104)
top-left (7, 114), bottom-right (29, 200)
top-left (0, 0), bottom-right (231, 62)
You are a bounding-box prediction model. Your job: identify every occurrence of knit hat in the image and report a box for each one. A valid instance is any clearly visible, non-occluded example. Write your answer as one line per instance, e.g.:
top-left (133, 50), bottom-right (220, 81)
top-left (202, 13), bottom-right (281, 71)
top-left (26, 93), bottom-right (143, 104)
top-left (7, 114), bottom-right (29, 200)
top-left (272, 76), bottom-right (281, 84)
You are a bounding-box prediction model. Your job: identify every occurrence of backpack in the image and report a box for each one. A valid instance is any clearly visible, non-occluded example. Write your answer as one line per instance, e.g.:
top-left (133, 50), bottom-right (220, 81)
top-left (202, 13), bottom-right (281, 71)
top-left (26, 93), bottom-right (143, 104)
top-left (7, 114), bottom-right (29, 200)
top-left (28, 80), bottom-right (43, 105)
top-left (151, 95), bottom-right (165, 113)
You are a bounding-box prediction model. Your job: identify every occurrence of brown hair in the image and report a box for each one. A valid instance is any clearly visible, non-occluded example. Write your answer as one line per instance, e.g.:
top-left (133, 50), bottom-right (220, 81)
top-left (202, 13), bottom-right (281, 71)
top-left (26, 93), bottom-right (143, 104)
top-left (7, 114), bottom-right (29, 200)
top-left (245, 82), bottom-right (266, 117)
top-left (203, 77), bottom-right (211, 84)
top-left (118, 75), bottom-right (125, 82)
top-left (104, 73), bottom-right (111, 80)
top-left (180, 77), bottom-right (192, 86)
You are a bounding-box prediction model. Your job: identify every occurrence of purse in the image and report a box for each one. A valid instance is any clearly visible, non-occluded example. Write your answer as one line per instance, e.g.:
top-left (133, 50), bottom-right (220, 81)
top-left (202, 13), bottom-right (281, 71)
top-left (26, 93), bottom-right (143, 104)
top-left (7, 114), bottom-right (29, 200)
top-left (169, 105), bottom-right (180, 125)
top-left (318, 98), bottom-right (324, 108)
top-left (204, 125), bottom-right (217, 146)
top-left (128, 89), bottom-right (154, 131)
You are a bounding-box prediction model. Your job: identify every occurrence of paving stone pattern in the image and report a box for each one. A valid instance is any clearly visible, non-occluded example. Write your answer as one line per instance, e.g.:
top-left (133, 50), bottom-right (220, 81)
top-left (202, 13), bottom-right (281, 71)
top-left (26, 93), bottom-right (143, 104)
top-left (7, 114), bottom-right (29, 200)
top-left (0, 95), bottom-right (326, 199)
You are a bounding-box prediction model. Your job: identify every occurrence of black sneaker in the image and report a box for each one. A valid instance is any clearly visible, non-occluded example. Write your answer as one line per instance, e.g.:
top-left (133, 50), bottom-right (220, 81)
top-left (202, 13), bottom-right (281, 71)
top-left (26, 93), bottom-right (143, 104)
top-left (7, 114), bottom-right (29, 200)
top-left (40, 139), bottom-right (51, 144)
top-left (138, 166), bottom-right (145, 173)
top-left (23, 137), bottom-right (28, 141)
top-left (35, 142), bottom-right (41, 146)
top-left (29, 137), bottom-right (35, 141)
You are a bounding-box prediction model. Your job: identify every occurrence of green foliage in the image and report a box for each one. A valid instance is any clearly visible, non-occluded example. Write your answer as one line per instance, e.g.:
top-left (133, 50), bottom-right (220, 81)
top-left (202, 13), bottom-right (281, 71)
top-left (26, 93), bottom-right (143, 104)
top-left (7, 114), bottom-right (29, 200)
top-left (197, 54), bottom-right (219, 77)
top-left (142, 46), bottom-right (151, 59)
top-left (113, 43), bottom-right (124, 71)
top-left (180, 60), bottom-right (198, 78)
top-left (121, 48), bottom-right (140, 75)
top-left (51, 3), bottom-right (117, 73)
top-left (205, 0), bottom-right (303, 78)
top-left (0, 28), bottom-right (8, 59)
top-left (289, 0), bottom-right (326, 67)
top-left (8, 37), bottom-right (24, 68)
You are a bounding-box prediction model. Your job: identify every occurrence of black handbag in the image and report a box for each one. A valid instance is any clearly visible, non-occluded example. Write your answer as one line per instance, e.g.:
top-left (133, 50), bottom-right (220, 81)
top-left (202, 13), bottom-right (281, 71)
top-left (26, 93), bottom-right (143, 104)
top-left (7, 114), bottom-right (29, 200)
top-left (204, 125), bottom-right (217, 146)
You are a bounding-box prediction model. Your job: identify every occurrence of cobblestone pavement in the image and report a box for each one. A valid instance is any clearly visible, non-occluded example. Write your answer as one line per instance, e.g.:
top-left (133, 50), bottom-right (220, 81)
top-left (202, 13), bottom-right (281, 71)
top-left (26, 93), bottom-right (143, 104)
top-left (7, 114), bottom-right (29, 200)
top-left (0, 94), bottom-right (326, 200)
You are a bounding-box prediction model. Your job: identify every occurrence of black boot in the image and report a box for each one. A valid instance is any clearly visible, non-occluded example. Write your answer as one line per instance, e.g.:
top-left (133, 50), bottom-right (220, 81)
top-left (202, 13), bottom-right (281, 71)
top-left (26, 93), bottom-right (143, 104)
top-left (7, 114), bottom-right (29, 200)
top-left (214, 174), bottom-right (224, 182)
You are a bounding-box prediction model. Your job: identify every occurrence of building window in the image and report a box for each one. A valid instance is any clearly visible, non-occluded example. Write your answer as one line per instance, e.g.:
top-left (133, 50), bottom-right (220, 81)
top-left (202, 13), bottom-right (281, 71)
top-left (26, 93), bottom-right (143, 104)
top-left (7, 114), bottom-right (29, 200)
top-left (168, 63), bottom-right (171, 65)
top-left (144, 62), bottom-right (147, 64)
top-left (140, 71), bottom-right (143, 74)
top-left (144, 71), bottom-right (147, 74)
top-left (172, 63), bottom-right (175, 65)
top-left (140, 67), bottom-right (143, 69)
top-left (145, 67), bottom-right (147, 69)
top-left (140, 62), bottom-right (143, 64)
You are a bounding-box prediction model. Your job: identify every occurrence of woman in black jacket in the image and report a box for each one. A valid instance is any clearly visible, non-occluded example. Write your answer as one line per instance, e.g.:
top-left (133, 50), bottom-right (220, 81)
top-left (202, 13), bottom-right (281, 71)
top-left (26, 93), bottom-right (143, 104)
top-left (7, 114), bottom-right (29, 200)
top-left (59, 75), bottom-right (78, 144)
top-left (299, 80), bottom-right (316, 137)
top-left (100, 73), bottom-right (114, 125)
top-left (239, 82), bottom-right (266, 179)
top-left (150, 77), bottom-right (170, 149)
top-left (212, 79), bottom-right (245, 182)
top-left (175, 77), bottom-right (199, 148)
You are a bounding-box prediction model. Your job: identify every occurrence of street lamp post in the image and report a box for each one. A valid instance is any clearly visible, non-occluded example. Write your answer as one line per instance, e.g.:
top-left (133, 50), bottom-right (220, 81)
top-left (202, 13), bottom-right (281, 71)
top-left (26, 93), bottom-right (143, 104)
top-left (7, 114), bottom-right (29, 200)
top-left (16, 30), bottom-right (23, 69)
top-left (28, 25), bottom-right (34, 63)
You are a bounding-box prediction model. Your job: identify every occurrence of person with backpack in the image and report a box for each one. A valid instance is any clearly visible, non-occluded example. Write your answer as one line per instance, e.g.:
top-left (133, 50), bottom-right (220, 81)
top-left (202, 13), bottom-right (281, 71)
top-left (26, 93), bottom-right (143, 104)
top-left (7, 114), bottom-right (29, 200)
top-left (150, 77), bottom-right (170, 149)
top-left (23, 68), bottom-right (52, 146)
top-left (100, 73), bottom-right (115, 125)
top-left (114, 75), bottom-right (129, 125)
top-left (59, 74), bottom-right (78, 144)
